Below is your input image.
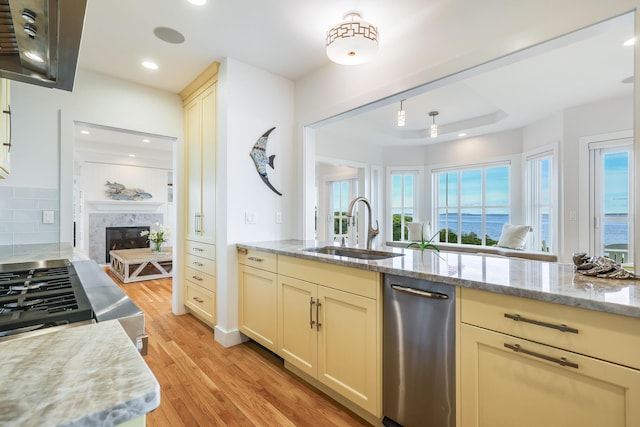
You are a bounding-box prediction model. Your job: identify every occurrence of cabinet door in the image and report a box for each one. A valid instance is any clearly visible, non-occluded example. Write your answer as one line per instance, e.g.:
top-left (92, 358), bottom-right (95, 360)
top-left (0, 78), bottom-right (10, 179)
top-left (318, 286), bottom-right (378, 416)
top-left (184, 96), bottom-right (202, 241)
top-left (199, 83), bottom-right (216, 242)
top-left (278, 276), bottom-right (317, 377)
top-left (460, 323), bottom-right (640, 427)
top-left (239, 265), bottom-right (277, 351)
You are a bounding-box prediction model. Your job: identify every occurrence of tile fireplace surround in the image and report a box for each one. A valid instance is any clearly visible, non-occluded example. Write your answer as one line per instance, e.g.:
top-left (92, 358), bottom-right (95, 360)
top-left (88, 213), bottom-right (162, 264)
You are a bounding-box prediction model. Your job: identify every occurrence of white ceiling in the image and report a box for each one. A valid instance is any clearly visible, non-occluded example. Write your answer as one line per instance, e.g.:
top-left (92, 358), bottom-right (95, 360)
top-left (73, 1), bottom-right (634, 160)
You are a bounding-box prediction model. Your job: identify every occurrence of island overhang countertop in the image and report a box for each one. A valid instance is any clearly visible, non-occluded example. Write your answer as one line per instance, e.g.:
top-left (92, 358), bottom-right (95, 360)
top-left (0, 320), bottom-right (160, 427)
top-left (237, 240), bottom-right (640, 319)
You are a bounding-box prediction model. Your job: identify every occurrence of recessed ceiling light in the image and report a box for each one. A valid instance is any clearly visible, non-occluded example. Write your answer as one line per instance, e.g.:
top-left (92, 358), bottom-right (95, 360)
top-left (458, 132), bottom-right (467, 137)
top-left (187, 0), bottom-right (207, 5)
top-left (623, 37), bottom-right (636, 46)
top-left (128, 154), bottom-right (136, 158)
top-left (24, 51), bottom-right (44, 63)
top-left (142, 61), bottom-right (159, 70)
top-left (80, 130), bottom-right (90, 135)
top-left (143, 139), bottom-right (151, 143)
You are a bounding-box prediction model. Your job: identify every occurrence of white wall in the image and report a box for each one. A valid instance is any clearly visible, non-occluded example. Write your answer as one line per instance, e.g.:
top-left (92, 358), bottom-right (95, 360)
top-left (295, 0), bottom-right (637, 240)
top-left (215, 57), bottom-right (295, 346)
top-left (3, 68), bottom-right (183, 245)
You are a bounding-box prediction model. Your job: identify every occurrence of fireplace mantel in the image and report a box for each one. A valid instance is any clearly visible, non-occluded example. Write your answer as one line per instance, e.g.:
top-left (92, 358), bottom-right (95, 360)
top-left (86, 200), bottom-right (164, 213)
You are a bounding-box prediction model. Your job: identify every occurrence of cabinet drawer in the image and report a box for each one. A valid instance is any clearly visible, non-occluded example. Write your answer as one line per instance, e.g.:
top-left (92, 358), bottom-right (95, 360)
top-left (461, 287), bottom-right (640, 369)
top-left (186, 240), bottom-right (215, 260)
top-left (185, 266), bottom-right (216, 292)
top-left (185, 253), bottom-right (216, 276)
top-left (185, 282), bottom-right (216, 324)
top-left (238, 248), bottom-right (277, 272)
top-left (278, 255), bottom-right (380, 299)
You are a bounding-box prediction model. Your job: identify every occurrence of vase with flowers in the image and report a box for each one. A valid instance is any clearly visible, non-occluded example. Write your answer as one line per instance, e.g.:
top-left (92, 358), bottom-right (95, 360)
top-left (141, 222), bottom-right (170, 253)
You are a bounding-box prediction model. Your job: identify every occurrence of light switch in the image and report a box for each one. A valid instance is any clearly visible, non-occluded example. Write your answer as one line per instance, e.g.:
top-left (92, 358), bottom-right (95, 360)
top-left (43, 210), bottom-right (54, 224)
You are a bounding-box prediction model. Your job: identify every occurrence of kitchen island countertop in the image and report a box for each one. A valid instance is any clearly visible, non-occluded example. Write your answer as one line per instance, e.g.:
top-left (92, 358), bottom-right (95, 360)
top-left (237, 240), bottom-right (640, 319)
top-left (0, 320), bottom-right (159, 427)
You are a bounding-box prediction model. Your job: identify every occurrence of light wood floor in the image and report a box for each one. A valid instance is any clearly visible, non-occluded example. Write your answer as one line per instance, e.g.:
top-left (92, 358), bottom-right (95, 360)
top-left (106, 271), bottom-right (369, 427)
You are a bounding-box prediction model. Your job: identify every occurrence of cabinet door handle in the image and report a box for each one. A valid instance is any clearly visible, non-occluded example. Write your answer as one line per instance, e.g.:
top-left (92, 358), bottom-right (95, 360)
top-left (238, 248), bottom-right (248, 255)
top-left (504, 313), bottom-right (579, 334)
top-left (195, 212), bottom-right (201, 233)
top-left (309, 297), bottom-right (316, 329)
top-left (193, 296), bottom-right (204, 303)
top-left (193, 247), bottom-right (204, 252)
top-left (316, 299), bottom-right (322, 331)
top-left (192, 261), bottom-right (204, 267)
top-left (504, 343), bottom-right (579, 369)
top-left (192, 275), bottom-right (203, 281)
top-left (2, 105), bottom-right (10, 152)
top-left (247, 256), bottom-right (263, 262)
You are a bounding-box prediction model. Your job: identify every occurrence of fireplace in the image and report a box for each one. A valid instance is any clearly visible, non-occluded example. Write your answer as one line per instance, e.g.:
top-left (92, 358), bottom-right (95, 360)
top-left (105, 226), bottom-right (150, 263)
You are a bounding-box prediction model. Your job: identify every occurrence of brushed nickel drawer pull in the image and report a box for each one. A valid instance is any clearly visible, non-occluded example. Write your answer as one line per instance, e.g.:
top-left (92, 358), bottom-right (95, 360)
top-left (391, 284), bottom-right (449, 300)
top-left (504, 343), bottom-right (579, 369)
top-left (238, 248), bottom-right (248, 255)
top-left (193, 261), bottom-right (204, 267)
top-left (316, 299), bottom-right (322, 331)
top-left (192, 275), bottom-right (203, 281)
top-left (193, 247), bottom-right (204, 252)
top-left (504, 313), bottom-right (579, 334)
top-left (193, 296), bottom-right (204, 303)
top-left (247, 256), bottom-right (263, 262)
top-left (309, 297), bottom-right (315, 329)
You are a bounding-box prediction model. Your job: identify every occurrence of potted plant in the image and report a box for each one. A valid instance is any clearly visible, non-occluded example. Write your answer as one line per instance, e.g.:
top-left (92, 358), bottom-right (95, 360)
top-left (141, 222), bottom-right (170, 253)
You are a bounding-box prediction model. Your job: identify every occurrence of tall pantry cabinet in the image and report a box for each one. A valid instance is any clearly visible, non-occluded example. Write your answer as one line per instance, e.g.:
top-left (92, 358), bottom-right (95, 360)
top-left (179, 62), bottom-right (218, 327)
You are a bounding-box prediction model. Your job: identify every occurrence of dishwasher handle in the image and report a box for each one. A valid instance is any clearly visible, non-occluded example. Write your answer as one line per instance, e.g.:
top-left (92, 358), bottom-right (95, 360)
top-left (390, 284), bottom-right (449, 300)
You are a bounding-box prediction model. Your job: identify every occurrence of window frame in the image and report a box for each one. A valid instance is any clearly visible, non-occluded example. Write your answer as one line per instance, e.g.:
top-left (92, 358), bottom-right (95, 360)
top-left (387, 167), bottom-right (421, 242)
top-left (432, 161), bottom-right (512, 246)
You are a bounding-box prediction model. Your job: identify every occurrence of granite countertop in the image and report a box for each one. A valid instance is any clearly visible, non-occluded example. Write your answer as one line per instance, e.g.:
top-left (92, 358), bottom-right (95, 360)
top-left (237, 240), bottom-right (640, 319)
top-left (0, 320), bottom-right (160, 427)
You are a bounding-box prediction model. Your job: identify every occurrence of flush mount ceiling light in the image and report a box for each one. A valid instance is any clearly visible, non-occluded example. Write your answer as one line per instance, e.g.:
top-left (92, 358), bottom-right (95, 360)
top-left (429, 111), bottom-right (439, 138)
top-left (326, 12), bottom-right (378, 65)
top-left (397, 100), bottom-right (406, 127)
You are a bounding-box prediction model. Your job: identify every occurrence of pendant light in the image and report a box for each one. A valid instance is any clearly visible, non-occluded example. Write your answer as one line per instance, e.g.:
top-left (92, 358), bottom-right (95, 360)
top-left (397, 100), bottom-right (406, 127)
top-left (326, 12), bottom-right (378, 65)
top-left (429, 111), bottom-right (439, 138)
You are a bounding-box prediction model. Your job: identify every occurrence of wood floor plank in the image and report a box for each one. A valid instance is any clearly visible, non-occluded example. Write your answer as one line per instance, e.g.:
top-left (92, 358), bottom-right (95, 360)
top-left (106, 270), bottom-right (369, 426)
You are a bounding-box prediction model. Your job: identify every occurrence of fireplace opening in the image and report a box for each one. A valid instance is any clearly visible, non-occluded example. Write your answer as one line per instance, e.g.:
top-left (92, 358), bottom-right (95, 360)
top-left (105, 226), bottom-right (150, 263)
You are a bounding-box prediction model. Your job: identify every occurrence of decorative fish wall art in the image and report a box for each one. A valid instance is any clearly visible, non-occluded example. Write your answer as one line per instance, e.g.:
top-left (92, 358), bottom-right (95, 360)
top-left (104, 181), bottom-right (153, 201)
top-left (250, 127), bottom-right (282, 196)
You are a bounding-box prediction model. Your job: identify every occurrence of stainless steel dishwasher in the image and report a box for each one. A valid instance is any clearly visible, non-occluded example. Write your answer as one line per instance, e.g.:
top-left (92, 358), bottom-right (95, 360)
top-left (383, 274), bottom-right (455, 427)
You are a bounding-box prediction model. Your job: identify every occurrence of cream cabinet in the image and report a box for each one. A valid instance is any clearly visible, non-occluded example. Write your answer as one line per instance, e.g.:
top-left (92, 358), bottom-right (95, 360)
top-left (459, 287), bottom-right (640, 427)
top-left (0, 78), bottom-right (10, 179)
top-left (277, 255), bottom-right (381, 417)
top-left (238, 248), bottom-right (278, 352)
top-left (180, 63), bottom-right (218, 327)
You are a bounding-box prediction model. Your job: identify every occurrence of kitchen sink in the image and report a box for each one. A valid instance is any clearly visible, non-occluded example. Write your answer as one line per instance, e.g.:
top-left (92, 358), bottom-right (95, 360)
top-left (301, 246), bottom-right (404, 260)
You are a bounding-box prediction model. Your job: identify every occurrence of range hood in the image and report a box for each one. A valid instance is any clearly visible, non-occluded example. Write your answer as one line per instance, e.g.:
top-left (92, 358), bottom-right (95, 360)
top-left (0, 0), bottom-right (87, 91)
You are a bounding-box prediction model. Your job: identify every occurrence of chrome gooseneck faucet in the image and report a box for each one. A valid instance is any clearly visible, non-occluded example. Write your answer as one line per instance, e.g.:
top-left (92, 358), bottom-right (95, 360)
top-left (346, 196), bottom-right (379, 250)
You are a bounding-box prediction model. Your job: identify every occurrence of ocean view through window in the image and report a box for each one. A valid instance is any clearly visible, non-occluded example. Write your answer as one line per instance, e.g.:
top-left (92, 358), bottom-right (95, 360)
top-left (434, 163), bottom-right (510, 246)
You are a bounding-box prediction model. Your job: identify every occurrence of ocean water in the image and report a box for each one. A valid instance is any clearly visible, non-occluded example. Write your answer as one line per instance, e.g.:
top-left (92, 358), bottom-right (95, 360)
top-left (437, 213), bottom-right (628, 246)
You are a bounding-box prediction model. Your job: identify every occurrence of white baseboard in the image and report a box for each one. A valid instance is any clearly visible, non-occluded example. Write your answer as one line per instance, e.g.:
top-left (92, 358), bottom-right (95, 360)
top-left (214, 325), bottom-right (244, 347)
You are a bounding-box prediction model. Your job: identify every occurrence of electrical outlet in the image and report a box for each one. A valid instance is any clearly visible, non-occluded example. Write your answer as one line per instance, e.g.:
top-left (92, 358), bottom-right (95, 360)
top-left (245, 211), bottom-right (257, 224)
top-left (42, 210), bottom-right (54, 224)
top-left (276, 212), bottom-right (282, 224)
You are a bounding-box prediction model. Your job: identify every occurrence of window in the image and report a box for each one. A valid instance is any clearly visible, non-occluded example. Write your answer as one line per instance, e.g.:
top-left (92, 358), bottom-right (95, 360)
top-left (434, 163), bottom-right (510, 245)
top-left (525, 151), bottom-right (555, 252)
top-left (390, 170), bottom-right (418, 241)
top-left (330, 179), bottom-right (357, 241)
top-left (590, 142), bottom-right (634, 264)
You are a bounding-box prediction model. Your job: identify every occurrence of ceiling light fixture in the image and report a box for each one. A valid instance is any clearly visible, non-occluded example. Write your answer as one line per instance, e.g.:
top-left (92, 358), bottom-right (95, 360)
top-left (80, 130), bottom-right (90, 135)
top-left (187, 0), bottom-right (206, 4)
top-left (397, 100), bottom-right (406, 127)
top-left (128, 154), bottom-right (136, 158)
top-left (458, 132), bottom-right (467, 137)
top-left (326, 12), bottom-right (378, 65)
top-left (143, 139), bottom-right (150, 143)
top-left (142, 61), bottom-right (158, 70)
top-left (429, 111), bottom-right (439, 138)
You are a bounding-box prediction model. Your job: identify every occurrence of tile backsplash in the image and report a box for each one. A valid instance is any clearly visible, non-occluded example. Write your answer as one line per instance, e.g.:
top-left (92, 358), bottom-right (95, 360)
top-left (0, 186), bottom-right (60, 246)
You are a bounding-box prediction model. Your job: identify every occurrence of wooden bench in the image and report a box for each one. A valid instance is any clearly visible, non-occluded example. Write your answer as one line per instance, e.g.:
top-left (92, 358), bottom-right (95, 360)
top-left (109, 247), bottom-right (173, 283)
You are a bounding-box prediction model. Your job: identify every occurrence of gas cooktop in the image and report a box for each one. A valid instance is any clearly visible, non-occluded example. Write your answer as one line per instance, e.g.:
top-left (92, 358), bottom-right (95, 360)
top-left (0, 259), bottom-right (94, 337)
